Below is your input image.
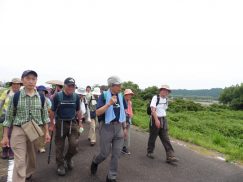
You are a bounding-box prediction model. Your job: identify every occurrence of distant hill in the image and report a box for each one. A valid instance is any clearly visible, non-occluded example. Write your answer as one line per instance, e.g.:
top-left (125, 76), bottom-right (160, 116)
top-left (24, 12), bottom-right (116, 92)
top-left (171, 88), bottom-right (223, 100)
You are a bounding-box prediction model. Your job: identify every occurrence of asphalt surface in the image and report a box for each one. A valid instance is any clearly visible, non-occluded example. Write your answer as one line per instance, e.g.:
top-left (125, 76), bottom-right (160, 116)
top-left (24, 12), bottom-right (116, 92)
top-left (1, 123), bottom-right (243, 182)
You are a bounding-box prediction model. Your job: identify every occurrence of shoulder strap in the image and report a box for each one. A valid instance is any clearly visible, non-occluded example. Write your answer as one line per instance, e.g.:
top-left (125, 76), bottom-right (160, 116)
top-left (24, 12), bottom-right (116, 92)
top-left (103, 91), bottom-right (107, 103)
top-left (57, 91), bottom-right (63, 103)
top-left (13, 91), bottom-right (21, 109)
top-left (156, 95), bottom-right (160, 106)
top-left (6, 90), bottom-right (10, 95)
top-left (39, 92), bottom-right (45, 108)
top-left (13, 91), bottom-right (21, 116)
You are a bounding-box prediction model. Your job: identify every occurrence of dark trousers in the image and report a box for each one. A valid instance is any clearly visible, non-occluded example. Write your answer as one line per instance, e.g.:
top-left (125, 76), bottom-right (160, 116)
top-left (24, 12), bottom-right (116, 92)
top-left (55, 120), bottom-right (79, 167)
top-left (147, 117), bottom-right (174, 158)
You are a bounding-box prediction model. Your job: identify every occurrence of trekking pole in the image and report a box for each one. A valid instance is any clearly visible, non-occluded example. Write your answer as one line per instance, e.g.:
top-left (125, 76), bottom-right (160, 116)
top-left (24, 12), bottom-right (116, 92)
top-left (48, 131), bottom-right (54, 164)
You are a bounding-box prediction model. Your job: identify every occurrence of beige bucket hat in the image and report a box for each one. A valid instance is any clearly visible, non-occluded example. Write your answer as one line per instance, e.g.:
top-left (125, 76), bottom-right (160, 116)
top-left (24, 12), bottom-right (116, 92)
top-left (9, 78), bottom-right (22, 85)
top-left (159, 85), bottom-right (171, 92)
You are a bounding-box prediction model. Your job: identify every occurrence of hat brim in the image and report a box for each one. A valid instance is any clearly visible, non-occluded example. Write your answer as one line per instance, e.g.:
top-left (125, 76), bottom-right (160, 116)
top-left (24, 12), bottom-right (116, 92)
top-left (46, 80), bottom-right (64, 86)
top-left (22, 70), bottom-right (38, 78)
top-left (159, 88), bottom-right (171, 93)
top-left (92, 92), bottom-right (101, 96)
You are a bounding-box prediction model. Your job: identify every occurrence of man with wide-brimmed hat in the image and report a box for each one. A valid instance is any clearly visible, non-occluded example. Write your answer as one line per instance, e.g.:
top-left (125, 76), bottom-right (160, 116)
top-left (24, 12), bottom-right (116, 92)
top-left (146, 85), bottom-right (178, 163)
top-left (0, 78), bottom-right (22, 160)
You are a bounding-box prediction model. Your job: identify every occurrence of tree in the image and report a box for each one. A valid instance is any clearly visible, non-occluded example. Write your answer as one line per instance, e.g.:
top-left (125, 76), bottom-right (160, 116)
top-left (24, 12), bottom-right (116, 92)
top-left (219, 83), bottom-right (243, 110)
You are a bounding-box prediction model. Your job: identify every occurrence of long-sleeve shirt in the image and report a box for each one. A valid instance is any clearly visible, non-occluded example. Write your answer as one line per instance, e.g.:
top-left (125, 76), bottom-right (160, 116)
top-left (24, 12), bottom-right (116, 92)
top-left (3, 88), bottom-right (50, 127)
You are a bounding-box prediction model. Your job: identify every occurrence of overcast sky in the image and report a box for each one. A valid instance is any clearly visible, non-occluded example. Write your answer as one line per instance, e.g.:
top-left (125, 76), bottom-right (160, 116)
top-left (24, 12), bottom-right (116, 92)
top-left (0, 0), bottom-right (242, 89)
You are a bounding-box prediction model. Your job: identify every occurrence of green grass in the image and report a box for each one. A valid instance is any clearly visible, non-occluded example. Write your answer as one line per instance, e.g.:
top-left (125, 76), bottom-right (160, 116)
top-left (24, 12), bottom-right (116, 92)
top-left (133, 108), bottom-right (243, 163)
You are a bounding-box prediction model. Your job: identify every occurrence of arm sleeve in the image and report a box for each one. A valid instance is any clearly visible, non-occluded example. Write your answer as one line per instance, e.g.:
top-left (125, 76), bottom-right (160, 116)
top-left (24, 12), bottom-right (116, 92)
top-left (150, 96), bottom-right (157, 108)
top-left (42, 101), bottom-right (50, 124)
top-left (3, 96), bottom-right (14, 128)
top-left (97, 93), bottom-right (105, 109)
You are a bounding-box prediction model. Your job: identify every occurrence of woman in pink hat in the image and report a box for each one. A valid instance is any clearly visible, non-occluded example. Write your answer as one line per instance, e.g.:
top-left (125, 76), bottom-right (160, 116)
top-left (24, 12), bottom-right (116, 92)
top-left (122, 89), bottom-right (134, 155)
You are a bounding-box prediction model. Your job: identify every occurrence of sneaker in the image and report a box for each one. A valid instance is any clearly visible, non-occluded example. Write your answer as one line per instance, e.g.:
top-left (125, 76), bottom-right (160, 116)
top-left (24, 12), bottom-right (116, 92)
top-left (57, 165), bottom-right (66, 176)
top-left (121, 147), bottom-right (131, 155)
top-left (146, 153), bottom-right (155, 159)
top-left (166, 156), bottom-right (179, 163)
top-left (38, 148), bottom-right (46, 153)
top-left (91, 161), bottom-right (98, 175)
top-left (106, 175), bottom-right (116, 182)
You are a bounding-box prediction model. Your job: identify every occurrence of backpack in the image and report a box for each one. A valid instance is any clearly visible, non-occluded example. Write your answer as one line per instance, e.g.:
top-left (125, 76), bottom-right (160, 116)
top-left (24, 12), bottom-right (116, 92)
top-left (146, 95), bottom-right (160, 115)
top-left (13, 91), bottom-right (45, 116)
top-left (55, 91), bottom-right (78, 120)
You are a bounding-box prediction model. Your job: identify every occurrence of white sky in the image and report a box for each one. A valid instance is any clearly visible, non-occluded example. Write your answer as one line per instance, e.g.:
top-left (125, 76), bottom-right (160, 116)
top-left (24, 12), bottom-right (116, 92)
top-left (0, 0), bottom-right (242, 89)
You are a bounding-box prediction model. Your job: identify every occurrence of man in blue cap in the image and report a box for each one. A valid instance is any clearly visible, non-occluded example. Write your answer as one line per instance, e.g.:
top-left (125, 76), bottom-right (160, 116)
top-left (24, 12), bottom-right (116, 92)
top-left (1, 70), bottom-right (51, 182)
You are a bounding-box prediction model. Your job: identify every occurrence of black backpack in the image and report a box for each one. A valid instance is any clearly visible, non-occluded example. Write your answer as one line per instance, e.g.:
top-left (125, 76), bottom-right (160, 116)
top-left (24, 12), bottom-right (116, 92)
top-left (146, 95), bottom-right (160, 115)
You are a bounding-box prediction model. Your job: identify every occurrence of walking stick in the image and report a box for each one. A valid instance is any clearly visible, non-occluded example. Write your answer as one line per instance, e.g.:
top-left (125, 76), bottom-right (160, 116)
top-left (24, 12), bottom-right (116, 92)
top-left (48, 131), bottom-right (54, 164)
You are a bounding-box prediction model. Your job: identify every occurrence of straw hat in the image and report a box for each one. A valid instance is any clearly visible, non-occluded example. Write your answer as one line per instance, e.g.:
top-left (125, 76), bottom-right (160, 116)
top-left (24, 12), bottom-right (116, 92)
top-left (159, 85), bottom-right (171, 92)
top-left (92, 87), bottom-right (101, 96)
top-left (46, 80), bottom-right (64, 86)
top-left (124, 89), bottom-right (134, 96)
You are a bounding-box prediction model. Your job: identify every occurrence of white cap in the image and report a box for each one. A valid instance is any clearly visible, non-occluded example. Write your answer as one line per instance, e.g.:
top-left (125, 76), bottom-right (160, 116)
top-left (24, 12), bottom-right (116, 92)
top-left (92, 87), bottom-right (101, 96)
top-left (75, 88), bottom-right (87, 95)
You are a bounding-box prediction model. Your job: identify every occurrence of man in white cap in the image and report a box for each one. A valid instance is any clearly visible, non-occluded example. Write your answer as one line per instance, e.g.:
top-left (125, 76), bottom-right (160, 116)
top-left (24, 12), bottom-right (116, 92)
top-left (147, 85), bottom-right (178, 163)
top-left (91, 76), bottom-right (127, 182)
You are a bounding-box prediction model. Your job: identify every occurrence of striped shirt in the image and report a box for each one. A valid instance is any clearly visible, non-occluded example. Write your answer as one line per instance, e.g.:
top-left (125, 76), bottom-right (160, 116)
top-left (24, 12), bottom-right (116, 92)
top-left (3, 88), bottom-right (50, 127)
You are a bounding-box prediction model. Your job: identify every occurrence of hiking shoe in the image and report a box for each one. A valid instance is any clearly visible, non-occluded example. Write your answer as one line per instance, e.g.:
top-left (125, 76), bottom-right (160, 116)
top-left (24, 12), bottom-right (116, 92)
top-left (146, 153), bottom-right (154, 159)
top-left (1, 147), bottom-right (9, 160)
top-left (121, 147), bottom-right (131, 155)
top-left (91, 161), bottom-right (98, 175)
top-left (166, 156), bottom-right (179, 163)
top-left (106, 175), bottom-right (116, 182)
top-left (57, 166), bottom-right (66, 176)
top-left (66, 159), bottom-right (74, 170)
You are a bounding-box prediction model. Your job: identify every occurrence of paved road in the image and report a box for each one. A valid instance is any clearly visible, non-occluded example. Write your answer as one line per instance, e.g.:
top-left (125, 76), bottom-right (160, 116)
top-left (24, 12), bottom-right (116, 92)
top-left (1, 123), bottom-right (243, 182)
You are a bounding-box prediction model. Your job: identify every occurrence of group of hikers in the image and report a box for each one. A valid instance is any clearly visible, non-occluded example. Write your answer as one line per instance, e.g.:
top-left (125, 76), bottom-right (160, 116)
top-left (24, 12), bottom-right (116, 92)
top-left (0, 70), bottom-right (178, 182)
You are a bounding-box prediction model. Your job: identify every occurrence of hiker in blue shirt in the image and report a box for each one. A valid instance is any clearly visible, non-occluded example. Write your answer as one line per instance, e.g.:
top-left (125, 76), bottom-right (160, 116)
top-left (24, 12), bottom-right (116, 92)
top-left (91, 76), bottom-right (127, 182)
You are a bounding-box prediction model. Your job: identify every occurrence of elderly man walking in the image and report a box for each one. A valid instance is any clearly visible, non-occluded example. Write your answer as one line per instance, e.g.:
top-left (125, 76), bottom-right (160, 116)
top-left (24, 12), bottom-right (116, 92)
top-left (147, 85), bottom-right (178, 163)
top-left (49, 77), bottom-right (82, 176)
top-left (1, 70), bottom-right (51, 182)
top-left (91, 76), bottom-right (127, 182)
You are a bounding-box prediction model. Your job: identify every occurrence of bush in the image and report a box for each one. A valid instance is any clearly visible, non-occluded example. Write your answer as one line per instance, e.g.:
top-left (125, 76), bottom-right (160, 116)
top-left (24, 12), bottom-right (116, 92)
top-left (168, 98), bottom-right (205, 112)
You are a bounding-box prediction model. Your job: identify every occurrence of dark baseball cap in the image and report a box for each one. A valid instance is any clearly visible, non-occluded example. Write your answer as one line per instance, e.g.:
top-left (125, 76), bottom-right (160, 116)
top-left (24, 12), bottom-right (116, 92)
top-left (21, 70), bottom-right (38, 78)
top-left (64, 77), bottom-right (76, 85)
